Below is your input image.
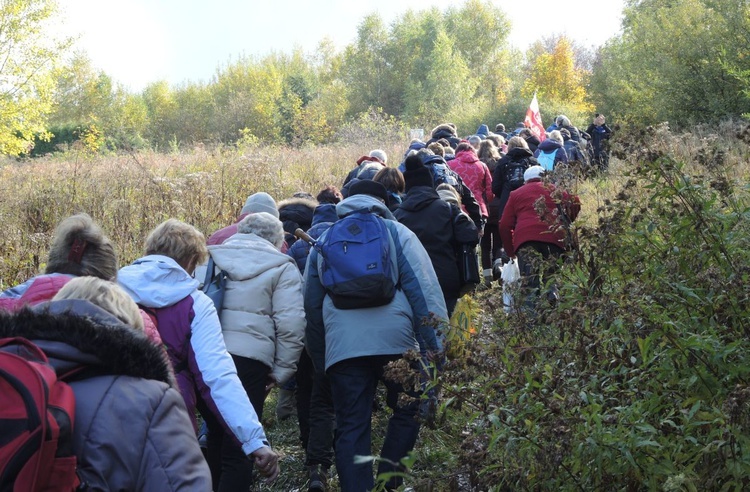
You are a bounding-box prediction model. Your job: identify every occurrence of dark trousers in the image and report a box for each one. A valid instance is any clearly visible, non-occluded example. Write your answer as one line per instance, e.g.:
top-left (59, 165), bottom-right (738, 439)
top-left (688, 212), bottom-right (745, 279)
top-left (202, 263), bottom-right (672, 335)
top-left (296, 351), bottom-right (313, 449)
top-left (296, 350), bottom-right (336, 468)
top-left (328, 355), bottom-right (421, 492)
top-left (199, 355), bottom-right (270, 492)
top-left (516, 241), bottom-right (565, 313)
top-left (481, 223), bottom-right (501, 270)
top-left (307, 371), bottom-right (336, 468)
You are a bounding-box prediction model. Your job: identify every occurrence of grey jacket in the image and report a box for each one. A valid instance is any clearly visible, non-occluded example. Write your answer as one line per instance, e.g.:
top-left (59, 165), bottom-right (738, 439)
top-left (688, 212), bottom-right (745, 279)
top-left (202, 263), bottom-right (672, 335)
top-left (0, 300), bottom-right (211, 491)
top-left (304, 195), bottom-right (448, 372)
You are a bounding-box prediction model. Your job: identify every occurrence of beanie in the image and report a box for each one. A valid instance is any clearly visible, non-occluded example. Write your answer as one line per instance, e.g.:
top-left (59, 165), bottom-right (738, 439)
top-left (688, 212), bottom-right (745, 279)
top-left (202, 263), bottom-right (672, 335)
top-left (241, 192), bottom-right (279, 217)
top-left (524, 165), bottom-right (545, 182)
top-left (348, 179), bottom-right (389, 203)
top-left (403, 154), bottom-right (434, 191)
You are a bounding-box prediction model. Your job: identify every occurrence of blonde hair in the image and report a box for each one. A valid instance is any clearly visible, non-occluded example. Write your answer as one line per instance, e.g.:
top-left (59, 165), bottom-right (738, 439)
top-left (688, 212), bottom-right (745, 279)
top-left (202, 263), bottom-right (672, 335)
top-left (507, 136), bottom-right (529, 151)
top-left (549, 130), bottom-right (564, 144)
top-left (427, 142), bottom-right (445, 157)
top-left (436, 183), bottom-right (461, 206)
top-left (53, 277), bottom-right (144, 331)
top-left (145, 219), bottom-right (208, 272)
top-left (45, 213), bottom-right (118, 280)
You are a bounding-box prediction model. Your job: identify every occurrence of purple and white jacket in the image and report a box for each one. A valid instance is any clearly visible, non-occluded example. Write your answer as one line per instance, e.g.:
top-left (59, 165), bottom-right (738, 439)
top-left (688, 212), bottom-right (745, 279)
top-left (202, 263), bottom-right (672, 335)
top-left (118, 254), bottom-right (268, 455)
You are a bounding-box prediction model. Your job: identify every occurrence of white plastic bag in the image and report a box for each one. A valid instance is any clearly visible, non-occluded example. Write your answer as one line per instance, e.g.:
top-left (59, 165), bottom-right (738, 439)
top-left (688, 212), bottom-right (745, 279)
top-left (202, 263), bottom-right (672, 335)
top-left (500, 258), bottom-right (520, 284)
top-left (501, 258), bottom-right (520, 313)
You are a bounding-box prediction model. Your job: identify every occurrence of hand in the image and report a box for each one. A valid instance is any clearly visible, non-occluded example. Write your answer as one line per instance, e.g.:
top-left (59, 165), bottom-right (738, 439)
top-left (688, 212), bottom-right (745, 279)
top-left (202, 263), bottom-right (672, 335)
top-left (264, 375), bottom-right (277, 395)
top-left (251, 446), bottom-right (280, 482)
top-left (425, 350), bottom-right (443, 363)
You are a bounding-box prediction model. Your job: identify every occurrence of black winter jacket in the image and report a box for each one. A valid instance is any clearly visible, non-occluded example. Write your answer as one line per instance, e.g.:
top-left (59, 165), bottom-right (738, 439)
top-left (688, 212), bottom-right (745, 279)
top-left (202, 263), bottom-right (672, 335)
top-left (394, 186), bottom-right (478, 300)
top-left (491, 148), bottom-right (538, 224)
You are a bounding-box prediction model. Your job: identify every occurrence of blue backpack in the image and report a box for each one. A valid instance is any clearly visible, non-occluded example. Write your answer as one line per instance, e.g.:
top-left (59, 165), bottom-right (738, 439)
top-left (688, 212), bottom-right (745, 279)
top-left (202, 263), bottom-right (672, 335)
top-left (537, 149), bottom-right (557, 171)
top-left (317, 211), bottom-right (396, 310)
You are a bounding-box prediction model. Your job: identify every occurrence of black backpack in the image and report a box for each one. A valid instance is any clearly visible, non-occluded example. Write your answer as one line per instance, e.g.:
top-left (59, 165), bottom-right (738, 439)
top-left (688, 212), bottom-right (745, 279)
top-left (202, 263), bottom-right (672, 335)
top-left (504, 158), bottom-right (531, 191)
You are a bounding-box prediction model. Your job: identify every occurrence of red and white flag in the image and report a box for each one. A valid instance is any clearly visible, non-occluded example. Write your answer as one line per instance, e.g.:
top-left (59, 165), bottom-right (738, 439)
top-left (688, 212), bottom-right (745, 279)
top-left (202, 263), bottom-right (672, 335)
top-left (524, 92), bottom-right (546, 142)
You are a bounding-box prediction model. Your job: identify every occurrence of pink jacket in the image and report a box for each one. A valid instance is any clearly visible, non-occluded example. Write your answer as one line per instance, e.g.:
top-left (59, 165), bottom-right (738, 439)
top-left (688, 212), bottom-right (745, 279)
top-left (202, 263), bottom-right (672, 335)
top-left (449, 149), bottom-right (493, 217)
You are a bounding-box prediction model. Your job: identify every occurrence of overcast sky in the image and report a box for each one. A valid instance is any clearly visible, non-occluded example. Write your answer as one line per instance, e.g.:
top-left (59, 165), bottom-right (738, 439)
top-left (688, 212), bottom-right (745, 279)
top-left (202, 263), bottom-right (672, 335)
top-left (54, 0), bottom-right (626, 91)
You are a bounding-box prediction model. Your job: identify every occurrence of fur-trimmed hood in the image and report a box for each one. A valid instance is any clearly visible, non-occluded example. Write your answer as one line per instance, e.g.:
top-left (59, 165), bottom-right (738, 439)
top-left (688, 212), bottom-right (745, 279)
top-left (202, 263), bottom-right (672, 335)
top-left (0, 299), bottom-right (174, 386)
top-left (277, 197), bottom-right (318, 232)
top-left (431, 123), bottom-right (457, 139)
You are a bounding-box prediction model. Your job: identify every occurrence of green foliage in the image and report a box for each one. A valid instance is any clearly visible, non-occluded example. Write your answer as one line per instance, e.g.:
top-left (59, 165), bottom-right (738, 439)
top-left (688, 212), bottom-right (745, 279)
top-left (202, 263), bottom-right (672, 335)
top-left (589, 0), bottom-right (750, 125)
top-left (333, 108), bottom-right (407, 147)
top-left (522, 37), bottom-right (594, 116)
top-left (49, 53), bottom-right (149, 152)
top-left (0, 0), bottom-right (70, 156)
top-left (340, 2), bottom-right (510, 128)
top-left (426, 123), bottom-right (750, 490)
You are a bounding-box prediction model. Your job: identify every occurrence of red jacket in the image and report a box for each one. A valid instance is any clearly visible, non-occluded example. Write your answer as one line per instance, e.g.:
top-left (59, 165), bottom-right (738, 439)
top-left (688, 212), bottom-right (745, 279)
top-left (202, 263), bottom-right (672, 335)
top-left (498, 179), bottom-right (580, 256)
top-left (207, 213), bottom-right (249, 246)
top-left (449, 149), bottom-right (494, 217)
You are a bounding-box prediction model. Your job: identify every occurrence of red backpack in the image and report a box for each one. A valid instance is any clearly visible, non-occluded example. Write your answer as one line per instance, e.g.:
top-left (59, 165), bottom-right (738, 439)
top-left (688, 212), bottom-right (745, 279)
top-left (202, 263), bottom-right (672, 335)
top-left (0, 337), bottom-right (80, 491)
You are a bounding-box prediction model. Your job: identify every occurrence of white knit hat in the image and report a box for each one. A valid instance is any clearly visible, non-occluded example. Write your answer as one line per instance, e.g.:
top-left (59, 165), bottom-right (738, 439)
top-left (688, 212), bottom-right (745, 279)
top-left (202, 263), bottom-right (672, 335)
top-left (524, 165), bottom-right (545, 182)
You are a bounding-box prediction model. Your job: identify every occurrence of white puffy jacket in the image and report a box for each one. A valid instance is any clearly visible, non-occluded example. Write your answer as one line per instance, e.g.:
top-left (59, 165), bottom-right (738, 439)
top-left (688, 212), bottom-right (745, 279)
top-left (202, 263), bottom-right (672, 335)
top-left (209, 233), bottom-right (305, 385)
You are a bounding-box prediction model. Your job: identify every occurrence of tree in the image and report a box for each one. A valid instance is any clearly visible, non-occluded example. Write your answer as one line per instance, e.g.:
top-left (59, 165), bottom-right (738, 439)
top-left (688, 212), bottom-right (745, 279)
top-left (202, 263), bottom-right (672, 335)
top-left (340, 14), bottom-right (393, 116)
top-left (444, 0), bottom-right (512, 109)
top-left (589, 0), bottom-right (750, 125)
top-left (522, 36), bottom-right (593, 118)
top-left (0, 0), bottom-right (70, 155)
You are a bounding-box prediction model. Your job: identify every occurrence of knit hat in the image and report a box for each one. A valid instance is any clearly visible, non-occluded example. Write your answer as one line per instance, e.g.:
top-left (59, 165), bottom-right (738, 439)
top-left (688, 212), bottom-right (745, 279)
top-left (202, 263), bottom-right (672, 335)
top-left (348, 179), bottom-right (389, 203)
top-left (241, 192), bottom-right (279, 217)
top-left (403, 154), bottom-right (434, 191)
top-left (524, 165), bottom-right (545, 182)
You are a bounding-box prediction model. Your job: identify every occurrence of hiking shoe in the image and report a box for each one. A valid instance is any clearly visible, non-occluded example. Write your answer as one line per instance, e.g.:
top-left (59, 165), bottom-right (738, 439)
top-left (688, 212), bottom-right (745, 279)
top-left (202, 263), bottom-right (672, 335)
top-left (308, 465), bottom-right (328, 492)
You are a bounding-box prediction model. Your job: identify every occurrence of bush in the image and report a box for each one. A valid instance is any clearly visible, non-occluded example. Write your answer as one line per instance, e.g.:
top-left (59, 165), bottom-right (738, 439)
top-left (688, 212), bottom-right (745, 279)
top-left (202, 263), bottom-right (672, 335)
top-left (429, 122), bottom-right (750, 490)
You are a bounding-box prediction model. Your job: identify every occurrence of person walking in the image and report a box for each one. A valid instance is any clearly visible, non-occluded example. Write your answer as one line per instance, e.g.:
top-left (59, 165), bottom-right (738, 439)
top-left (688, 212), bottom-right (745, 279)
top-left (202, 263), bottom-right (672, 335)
top-left (304, 180), bottom-right (447, 491)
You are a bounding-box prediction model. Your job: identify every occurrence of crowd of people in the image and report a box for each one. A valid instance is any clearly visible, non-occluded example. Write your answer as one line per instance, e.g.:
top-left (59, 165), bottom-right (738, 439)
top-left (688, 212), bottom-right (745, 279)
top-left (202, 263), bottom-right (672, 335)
top-left (0, 116), bottom-right (597, 491)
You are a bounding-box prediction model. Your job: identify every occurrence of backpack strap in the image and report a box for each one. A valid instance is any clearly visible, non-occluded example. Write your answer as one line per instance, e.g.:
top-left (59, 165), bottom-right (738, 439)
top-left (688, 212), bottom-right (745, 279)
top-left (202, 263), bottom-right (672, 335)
top-left (203, 255), bottom-right (216, 288)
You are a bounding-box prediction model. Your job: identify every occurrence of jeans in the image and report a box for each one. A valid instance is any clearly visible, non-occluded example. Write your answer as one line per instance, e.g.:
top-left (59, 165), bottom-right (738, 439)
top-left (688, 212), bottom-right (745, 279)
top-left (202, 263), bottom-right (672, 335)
top-left (199, 355), bottom-right (270, 492)
top-left (328, 355), bottom-right (421, 491)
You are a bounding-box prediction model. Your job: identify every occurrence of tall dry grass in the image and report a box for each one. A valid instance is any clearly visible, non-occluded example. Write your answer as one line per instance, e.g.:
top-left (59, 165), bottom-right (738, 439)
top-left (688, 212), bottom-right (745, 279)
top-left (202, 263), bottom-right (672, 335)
top-left (0, 140), bottom-right (407, 289)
